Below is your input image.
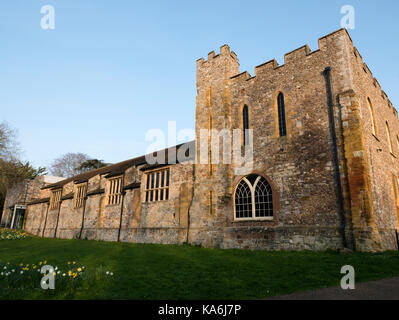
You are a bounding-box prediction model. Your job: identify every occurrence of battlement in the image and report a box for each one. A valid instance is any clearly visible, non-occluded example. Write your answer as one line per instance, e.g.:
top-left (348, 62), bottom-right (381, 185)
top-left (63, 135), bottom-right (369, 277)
top-left (254, 59), bottom-right (278, 77)
top-left (230, 71), bottom-right (251, 81)
top-left (196, 29), bottom-right (397, 119)
top-left (196, 44), bottom-right (239, 68)
top-left (197, 29), bottom-right (352, 80)
top-left (229, 28), bottom-right (352, 81)
top-left (352, 44), bottom-right (398, 118)
top-left (284, 45), bottom-right (311, 64)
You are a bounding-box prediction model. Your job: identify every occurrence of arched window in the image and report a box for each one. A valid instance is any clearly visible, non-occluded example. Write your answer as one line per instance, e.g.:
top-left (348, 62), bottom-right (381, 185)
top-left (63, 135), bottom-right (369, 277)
top-left (235, 179), bottom-right (252, 218)
top-left (393, 175), bottom-right (399, 229)
top-left (234, 174), bottom-right (273, 220)
top-left (386, 121), bottom-right (393, 154)
top-left (277, 93), bottom-right (287, 137)
top-left (367, 98), bottom-right (377, 136)
top-left (242, 105), bottom-right (249, 145)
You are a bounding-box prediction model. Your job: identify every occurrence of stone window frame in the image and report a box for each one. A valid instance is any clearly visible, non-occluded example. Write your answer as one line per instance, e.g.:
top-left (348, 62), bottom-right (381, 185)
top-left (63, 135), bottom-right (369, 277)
top-left (385, 121), bottom-right (394, 155)
top-left (392, 174), bottom-right (399, 230)
top-left (242, 104), bottom-right (250, 146)
top-left (233, 174), bottom-right (275, 222)
top-left (49, 189), bottom-right (62, 210)
top-left (239, 103), bottom-right (252, 147)
top-left (107, 176), bottom-right (123, 206)
top-left (367, 97), bottom-right (378, 137)
top-left (208, 108), bottom-right (214, 177)
top-left (273, 91), bottom-right (290, 138)
top-left (207, 188), bottom-right (216, 216)
top-left (277, 92), bottom-right (287, 137)
top-left (144, 167), bottom-right (170, 203)
top-left (74, 184), bottom-right (86, 209)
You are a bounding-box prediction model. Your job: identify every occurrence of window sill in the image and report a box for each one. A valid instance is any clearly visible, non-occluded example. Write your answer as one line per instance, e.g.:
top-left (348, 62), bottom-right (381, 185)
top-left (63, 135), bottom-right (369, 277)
top-left (143, 200), bottom-right (170, 204)
top-left (234, 217), bottom-right (274, 222)
top-left (105, 204), bottom-right (121, 208)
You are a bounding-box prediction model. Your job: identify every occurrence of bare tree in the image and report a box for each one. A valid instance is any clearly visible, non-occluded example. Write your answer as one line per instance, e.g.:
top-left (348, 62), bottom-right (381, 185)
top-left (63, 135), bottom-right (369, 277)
top-left (0, 122), bottom-right (20, 161)
top-left (49, 153), bottom-right (91, 178)
top-left (0, 122), bottom-right (46, 213)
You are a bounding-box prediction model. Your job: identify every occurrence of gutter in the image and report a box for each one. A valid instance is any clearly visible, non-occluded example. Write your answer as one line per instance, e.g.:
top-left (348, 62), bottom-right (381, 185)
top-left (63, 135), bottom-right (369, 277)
top-left (323, 66), bottom-right (348, 249)
top-left (396, 230), bottom-right (399, 251)
top-left (53, 190), bottom-right (63, 238)
top-left (186, 163), bottom-right (196, 244)
top-left (79, 181), bottom-right (89, 239)
top-left (117, 174), bottom-right (126, 242)
top-left (42, 203), bottom-right (50, 238)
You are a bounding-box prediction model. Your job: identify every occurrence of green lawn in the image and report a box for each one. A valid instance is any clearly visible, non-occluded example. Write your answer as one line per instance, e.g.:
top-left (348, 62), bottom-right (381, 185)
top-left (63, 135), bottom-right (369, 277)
top-left (1, 233), bottom-right (399, 299)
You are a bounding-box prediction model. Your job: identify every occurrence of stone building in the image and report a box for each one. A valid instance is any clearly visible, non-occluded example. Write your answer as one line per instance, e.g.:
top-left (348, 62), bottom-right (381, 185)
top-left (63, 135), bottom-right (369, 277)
top-left (3, 28), bottom-right (399, 252)
top-left (1, 176), bottom-right (63, 229)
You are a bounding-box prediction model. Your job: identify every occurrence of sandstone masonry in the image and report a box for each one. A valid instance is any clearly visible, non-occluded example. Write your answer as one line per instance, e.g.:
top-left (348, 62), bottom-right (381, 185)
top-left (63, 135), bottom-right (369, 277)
top-left (2, 29), bottom-right (398, 252)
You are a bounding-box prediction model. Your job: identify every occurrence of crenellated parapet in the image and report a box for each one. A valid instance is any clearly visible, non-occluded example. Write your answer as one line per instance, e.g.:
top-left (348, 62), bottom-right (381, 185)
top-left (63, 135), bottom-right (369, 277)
top-left (196, 44), bottom-right (239, 68)
top-left (352, 45), bottom-right (397, 119)
top-left (216, 28), bottom-right (398, 121)
top-left (254, 59), bottom-right (278, 77)
top-left (228, 28), bottom-right (354, 83)
top-left (284, 45), bottom-right (311, 64)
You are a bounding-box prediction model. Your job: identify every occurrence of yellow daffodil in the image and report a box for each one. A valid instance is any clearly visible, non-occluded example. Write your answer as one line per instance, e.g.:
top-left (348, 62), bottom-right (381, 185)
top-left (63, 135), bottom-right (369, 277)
top-left (73, 261), bottom-right (76, 265)
top-left (43, 261), bottom-right (47, 264)
top-left (39, 262), bottom-right (42, 265)
top-left (68, 262), bottom-right (71, 265)
top-left (77, 268), bottom-right (82, 272)
top-left (53, 272), bottom-right (56, 276)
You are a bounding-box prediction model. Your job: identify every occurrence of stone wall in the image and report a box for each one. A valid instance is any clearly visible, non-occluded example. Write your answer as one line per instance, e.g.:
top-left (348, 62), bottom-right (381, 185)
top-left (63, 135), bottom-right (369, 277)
top-left (24, 161), bottom-right (194, 245)
top-left (1, 176), bottom-right (46, 228)
top-left (190, 29), bottom-right (355, 251)
top-left (191, 29), bottom-right (398, 251)
top-left (345, 43), bottom-right (399, 250)
top-left (24, 202), bottom-right (48, 236)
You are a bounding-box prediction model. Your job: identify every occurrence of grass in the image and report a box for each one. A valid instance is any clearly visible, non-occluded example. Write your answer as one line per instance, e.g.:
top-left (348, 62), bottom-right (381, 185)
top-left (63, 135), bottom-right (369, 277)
top-left (0, 232), bottom-right (399, 299)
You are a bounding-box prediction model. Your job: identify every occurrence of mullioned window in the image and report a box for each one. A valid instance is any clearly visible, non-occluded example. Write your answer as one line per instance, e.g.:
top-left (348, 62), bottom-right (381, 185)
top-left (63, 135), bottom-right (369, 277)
top-left (145, 168), bottom-right (170, 202)
top-left (234, 174), bottom-right (273, 220)
top-left (50, 189), bottom-right (62, 210)
top-left (74, 184), bottom-right (86, 208)
top-left (108, 177), bottom-right (122, 205)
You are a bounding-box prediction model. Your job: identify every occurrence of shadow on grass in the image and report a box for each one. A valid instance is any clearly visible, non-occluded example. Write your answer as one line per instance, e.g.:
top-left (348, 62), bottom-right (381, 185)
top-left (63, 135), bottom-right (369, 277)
top-left (1, 237), bottom-right (399, 299)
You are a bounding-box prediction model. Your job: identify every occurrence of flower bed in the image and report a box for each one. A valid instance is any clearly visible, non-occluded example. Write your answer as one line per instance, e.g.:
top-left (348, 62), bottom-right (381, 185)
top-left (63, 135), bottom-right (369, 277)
top-left (0, 260), bottom-right (114, 299)
top-left (0, 228), bottom-right (31, 240)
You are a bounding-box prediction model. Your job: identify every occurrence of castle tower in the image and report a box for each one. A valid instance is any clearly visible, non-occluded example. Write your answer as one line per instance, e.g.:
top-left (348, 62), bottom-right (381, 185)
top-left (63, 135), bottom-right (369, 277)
top-left (188, 45), bottom-right (239, 247)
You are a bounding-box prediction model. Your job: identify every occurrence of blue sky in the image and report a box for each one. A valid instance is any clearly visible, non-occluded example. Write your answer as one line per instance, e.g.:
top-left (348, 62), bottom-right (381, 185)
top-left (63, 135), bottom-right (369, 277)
top-left (1, 0), bottom-right (398, 169)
